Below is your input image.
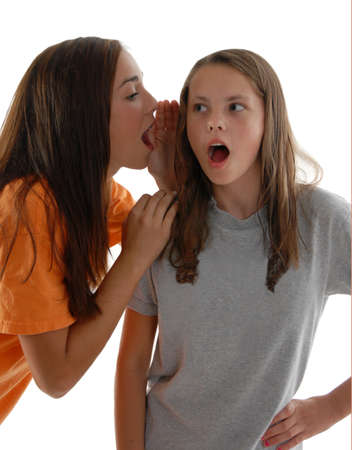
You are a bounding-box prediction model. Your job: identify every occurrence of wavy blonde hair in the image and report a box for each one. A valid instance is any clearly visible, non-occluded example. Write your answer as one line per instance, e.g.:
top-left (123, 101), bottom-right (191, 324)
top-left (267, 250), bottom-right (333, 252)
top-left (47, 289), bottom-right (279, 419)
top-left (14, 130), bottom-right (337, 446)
top-left (169, 49), bottom-right (322, 292)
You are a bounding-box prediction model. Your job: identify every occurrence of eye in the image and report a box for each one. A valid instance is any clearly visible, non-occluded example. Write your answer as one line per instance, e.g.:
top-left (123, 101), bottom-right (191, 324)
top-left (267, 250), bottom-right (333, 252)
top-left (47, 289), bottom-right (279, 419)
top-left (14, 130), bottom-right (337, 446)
top-left (194, 103), bottom-right (207, 112)
top-left (229, 103), bottom-right (244, 112)
top-left (127, 92), bottom-right (139, 100)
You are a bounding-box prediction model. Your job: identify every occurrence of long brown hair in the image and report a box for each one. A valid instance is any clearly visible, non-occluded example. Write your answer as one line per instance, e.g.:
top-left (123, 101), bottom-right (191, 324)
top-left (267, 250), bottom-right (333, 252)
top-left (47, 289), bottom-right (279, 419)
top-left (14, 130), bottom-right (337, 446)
top-left (0, 37), bottom-right (122, 317)
top-left (169, 49), bottom-right (322, 292)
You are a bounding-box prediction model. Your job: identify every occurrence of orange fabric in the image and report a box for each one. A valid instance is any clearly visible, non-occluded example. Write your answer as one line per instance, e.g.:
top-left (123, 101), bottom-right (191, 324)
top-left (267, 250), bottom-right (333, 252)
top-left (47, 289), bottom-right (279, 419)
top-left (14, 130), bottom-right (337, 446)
top-left (0, 179), bottom-right (134, 424)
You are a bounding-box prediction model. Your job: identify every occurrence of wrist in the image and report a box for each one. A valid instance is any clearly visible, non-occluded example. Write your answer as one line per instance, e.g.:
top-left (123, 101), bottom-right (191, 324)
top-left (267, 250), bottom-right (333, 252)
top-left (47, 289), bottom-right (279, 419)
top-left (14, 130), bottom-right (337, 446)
top-left (324, 387), bottom-right (350, 424)
top-left (117, 250), bottom-right (149, 281)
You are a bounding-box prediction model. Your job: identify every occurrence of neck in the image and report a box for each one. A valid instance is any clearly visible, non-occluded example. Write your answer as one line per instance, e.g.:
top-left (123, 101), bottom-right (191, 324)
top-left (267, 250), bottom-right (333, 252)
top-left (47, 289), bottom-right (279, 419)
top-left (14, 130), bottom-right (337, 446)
top-left (212, 163), bottom-right (262, 219)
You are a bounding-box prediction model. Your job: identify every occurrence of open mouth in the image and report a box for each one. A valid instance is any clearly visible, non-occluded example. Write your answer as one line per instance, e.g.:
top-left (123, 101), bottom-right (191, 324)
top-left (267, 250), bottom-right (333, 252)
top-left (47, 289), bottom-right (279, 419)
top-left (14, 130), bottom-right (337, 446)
top-left (141, 122), bottom-right (154, 150)
top-left (208, 144), bottom-right (230, 163)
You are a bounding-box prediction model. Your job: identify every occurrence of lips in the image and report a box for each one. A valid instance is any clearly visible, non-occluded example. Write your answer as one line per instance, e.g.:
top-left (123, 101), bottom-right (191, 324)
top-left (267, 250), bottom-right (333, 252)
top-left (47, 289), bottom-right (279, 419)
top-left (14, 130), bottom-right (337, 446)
top-left (141, 122), bottom-right (154, 150)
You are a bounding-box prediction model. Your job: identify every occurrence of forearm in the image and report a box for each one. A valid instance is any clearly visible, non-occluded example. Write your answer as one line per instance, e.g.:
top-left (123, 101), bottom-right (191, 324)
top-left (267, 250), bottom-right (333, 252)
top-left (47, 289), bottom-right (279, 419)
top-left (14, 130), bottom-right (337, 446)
top-left (325, 377), bottom-right (351, 423)
top-left (60, 253), bottom-right (147, 394)
top-left (115, 365), bottom-right (147, 450)
top-left (20, 191), bottom-right (176, 398)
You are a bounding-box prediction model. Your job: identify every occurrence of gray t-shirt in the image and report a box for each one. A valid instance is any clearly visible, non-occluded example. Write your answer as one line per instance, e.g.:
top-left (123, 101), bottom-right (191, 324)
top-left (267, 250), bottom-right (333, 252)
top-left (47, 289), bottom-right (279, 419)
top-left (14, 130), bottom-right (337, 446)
top-left (127, 187), bottom-right (350, 450)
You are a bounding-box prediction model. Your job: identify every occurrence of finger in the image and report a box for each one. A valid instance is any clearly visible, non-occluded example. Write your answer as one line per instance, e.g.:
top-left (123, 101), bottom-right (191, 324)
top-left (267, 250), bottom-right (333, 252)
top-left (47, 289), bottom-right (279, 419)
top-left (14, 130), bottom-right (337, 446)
top-left (154, 101), bottom-right (167, 140)
top-left (153, 191), bottom-right (177, 223)
top-left (163, 100), bottom-right (178, 130)
top-left (263, 424), bottom-right (303, 448)
top-left (163, 100), bottom-right (175, 131)
top-left (270, 401), bottom-right (296, 426)
top-left (163, 100), bottom-right (173, 132)
top-left (170, 100), bottom-right (179, 127)
top-left (154, 102), bottom-right (162, 131)
top-left (131, 194), bottom-right (151, 213)
top-left (162, 199), bottom-right (178, 227)
top-left (170, 99), bottom-right (179, 109)
top-left (158, 100), bottom-right (166, 127)
top-left (143, 190), bottom-right (168, 218)
top-left (156, 100), bottom-right (162, 117)
top-left (262, 415), bottom-right (296, 440)
top-left (274, 432), bottom-right (305, 450)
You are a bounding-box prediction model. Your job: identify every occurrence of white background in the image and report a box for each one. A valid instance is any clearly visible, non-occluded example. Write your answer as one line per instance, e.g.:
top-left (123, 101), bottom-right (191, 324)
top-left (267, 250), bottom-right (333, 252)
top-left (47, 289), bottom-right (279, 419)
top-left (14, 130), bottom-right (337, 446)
top-left (0, 0), bottom-right (350, 449)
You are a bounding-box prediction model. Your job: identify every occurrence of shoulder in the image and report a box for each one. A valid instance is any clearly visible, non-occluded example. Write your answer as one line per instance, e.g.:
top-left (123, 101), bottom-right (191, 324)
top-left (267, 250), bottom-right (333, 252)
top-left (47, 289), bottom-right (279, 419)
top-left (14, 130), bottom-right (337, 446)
top-left (0, 179), bottom-right (58, 234)
top-left (110, 179), bottom-right (135, 213)
top-left (107, 180), bottom-right (135, 246)
top-left (297, 185), bottom-right (350, 228)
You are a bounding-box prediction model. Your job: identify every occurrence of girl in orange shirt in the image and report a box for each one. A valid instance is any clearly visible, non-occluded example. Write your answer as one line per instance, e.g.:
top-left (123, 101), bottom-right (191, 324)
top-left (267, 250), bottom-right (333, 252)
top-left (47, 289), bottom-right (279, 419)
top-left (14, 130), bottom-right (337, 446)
top-left (0, 36), bottom-right (178, 424)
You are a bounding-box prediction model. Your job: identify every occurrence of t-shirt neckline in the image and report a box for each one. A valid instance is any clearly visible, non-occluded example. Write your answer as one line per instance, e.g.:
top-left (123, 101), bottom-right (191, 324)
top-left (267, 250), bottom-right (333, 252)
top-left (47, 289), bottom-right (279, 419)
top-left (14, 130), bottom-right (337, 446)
top-left (208, 196), bottom-right (267, 231)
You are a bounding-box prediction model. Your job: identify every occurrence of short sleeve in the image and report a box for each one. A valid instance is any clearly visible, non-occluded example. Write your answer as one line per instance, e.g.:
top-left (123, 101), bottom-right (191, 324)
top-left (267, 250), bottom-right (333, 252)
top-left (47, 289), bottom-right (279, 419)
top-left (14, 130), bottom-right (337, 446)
top-left (107, 180), bottom-right (135, 247)
top-left (0, 183), bottom-right (75, 335)
top-left (326, 195), bottom-right (351, 296)
top-left (128, 269), bottom-right (158, 316)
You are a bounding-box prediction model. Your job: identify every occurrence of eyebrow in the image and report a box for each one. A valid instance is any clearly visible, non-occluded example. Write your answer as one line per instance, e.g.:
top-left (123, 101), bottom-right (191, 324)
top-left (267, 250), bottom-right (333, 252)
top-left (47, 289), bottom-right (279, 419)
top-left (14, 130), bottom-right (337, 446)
top-left (119, 75), bottom-right (139, 89)
top-left (193, 95), bottom-right (250, 102)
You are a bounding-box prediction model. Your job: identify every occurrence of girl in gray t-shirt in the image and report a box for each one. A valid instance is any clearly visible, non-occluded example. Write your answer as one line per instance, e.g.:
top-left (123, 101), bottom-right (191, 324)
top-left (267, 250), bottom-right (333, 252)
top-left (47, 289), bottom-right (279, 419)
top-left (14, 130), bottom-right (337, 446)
top-left (115, 49), bottom-right (350, 450)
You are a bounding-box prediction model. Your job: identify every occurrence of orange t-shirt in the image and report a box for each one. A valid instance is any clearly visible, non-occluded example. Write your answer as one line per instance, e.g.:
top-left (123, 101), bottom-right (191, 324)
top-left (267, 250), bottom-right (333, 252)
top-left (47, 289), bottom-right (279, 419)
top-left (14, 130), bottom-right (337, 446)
top-left (0, 179), bottom-right (134, 424)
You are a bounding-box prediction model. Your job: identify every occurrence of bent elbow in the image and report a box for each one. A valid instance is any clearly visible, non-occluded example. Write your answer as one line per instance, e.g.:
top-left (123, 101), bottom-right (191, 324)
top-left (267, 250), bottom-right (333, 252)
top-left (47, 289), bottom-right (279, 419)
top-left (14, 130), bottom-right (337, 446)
top-left (33, 373), bottom-right (75, 399)
top-left (45, 386), bottom-right (69, 399)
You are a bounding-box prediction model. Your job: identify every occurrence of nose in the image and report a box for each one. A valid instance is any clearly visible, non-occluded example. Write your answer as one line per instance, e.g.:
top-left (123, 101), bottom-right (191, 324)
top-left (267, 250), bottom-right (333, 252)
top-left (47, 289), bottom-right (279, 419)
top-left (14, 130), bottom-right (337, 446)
top-left (207, 115), bottom-right (226, 132)
top-left (146, 91), bottom-right (158, 115)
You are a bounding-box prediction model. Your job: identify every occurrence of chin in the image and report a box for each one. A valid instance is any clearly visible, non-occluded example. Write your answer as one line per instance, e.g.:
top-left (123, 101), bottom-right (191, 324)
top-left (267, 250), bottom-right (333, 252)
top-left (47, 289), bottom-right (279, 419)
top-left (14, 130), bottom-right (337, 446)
top-left (201, 169), bottom-right (229, 184)
top-left (206, 173), bottom-right (242, 187)
top-left (125, 160), bottom-right (149, 170)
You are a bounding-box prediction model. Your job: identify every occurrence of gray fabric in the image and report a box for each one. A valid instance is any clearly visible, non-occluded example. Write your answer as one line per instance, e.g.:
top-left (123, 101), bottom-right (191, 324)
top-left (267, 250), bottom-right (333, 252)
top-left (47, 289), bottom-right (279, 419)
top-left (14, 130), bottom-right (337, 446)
top-left (128, 187), bottom-right (350, 450)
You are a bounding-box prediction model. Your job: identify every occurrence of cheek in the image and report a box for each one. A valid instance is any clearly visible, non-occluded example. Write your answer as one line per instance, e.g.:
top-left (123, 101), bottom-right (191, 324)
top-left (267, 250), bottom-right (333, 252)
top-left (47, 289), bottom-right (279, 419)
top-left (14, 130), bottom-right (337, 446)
top-left (122, 105), bottom-right (137, 127)
top-left (109, 116), bottom-right (120, 150)
top-left (251, 110), bottom-right (265, 141)
top-left (115, 106), bottom-right (142, 146)
top-left (187, 118), bottom-right (202, 149)
top-left (239, 117), bottom-right (264, 148)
